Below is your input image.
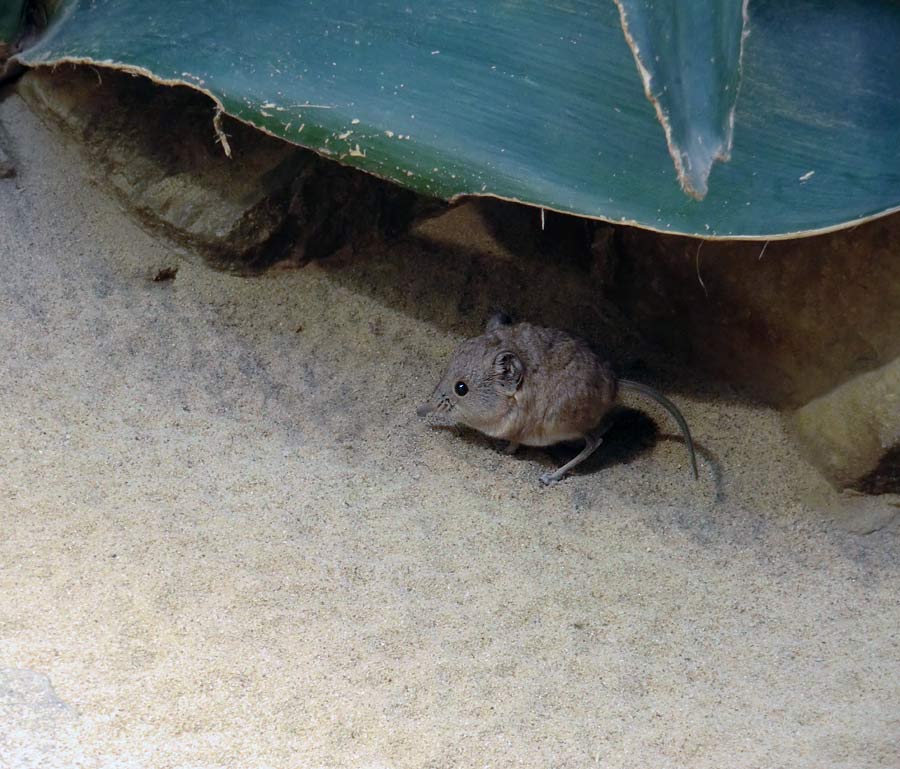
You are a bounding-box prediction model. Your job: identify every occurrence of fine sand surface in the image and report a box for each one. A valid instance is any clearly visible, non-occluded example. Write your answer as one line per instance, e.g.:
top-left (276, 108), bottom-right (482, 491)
top-left (1, 89), bottom-right (898, 769)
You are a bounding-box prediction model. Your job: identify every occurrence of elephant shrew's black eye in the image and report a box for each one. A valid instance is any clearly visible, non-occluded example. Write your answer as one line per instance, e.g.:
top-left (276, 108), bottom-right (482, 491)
top-left (454, 381), bottom-right (468, 396)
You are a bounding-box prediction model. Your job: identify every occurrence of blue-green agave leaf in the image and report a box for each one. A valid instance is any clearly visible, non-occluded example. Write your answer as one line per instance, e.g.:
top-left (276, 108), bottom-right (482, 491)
top-left (0, 0), bottom-right (27, 46)
top-left (614, 0), bottom-right (748, 200)
top-left (14, 0), bottom-right (900, 239)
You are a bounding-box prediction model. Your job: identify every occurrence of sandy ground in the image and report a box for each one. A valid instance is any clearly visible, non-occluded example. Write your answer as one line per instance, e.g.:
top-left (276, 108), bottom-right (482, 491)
top-left (1, 88), bottom-right (898, 769)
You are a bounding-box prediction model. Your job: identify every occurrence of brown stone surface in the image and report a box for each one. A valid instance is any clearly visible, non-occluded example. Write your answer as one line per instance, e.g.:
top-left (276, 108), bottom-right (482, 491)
top-left (791, 356), bottom-right (900, 491)
top-left (608, 219), bottom-right (900, 407)
top-left (18, 66), bottom-right (305, 265)
top-left (16, 65), bottom-right (427, 269)
top-left (820, 490), bottom-right (900, 535)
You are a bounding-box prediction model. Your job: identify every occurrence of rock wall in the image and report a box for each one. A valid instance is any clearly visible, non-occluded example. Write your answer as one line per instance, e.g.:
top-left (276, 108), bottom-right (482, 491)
top-left (17, 66), bottom-right (429, 270)
top-left (607, 222), bottom-right (900, 408)
top-left (604, 221), bottom-right (900, 491)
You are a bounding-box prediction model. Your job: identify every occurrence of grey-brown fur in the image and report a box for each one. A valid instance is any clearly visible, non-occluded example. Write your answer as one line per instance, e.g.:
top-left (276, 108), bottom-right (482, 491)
top-left (417, 314), bottom-right (698, 485)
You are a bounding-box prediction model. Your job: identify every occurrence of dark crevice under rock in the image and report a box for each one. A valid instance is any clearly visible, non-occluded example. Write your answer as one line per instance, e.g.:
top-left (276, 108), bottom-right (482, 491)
top-left (856, 445), bottom-right (900, 497)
